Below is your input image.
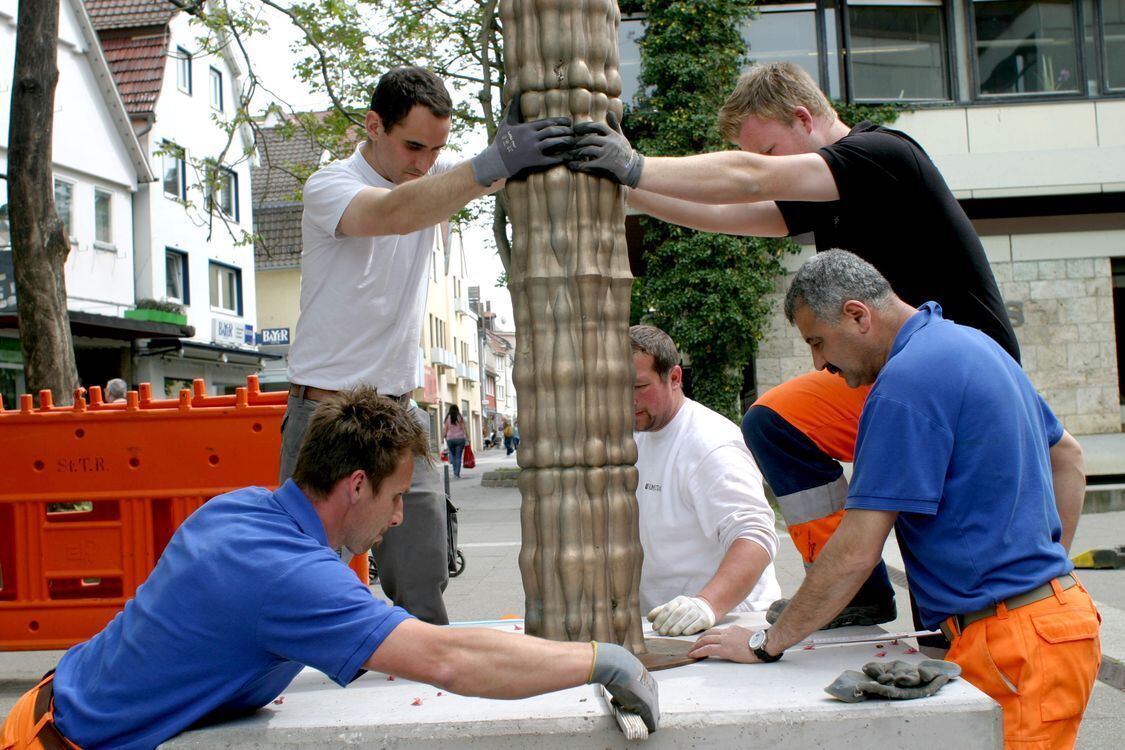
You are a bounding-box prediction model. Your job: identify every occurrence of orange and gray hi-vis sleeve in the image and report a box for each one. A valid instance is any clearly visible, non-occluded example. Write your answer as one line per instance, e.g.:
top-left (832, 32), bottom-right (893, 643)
top-left (743, 370), bottom-right (869, 563)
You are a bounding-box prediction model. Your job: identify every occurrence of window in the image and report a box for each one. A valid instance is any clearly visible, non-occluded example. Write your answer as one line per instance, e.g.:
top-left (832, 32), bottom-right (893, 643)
top-left (166, 249), bottom-right (189, 303)
top-left (53, 178), bottom-right (75, 241)
top-left (744, 3), bottom-right (823, 86)
top-left (1098, 0), bottom-right (1125, 90)
top-left (176, 46), bottom-right (192, 94)
top-left (209, 66), bottom-right (224, 111)
top-left (847, 1), bottom-right (950, 100)
top-left (209, 261), bottom-right (242, 314)
top-left (93, 188), bottom-right (113, 247)
top-left (162, 142), bottom-right (185, 200)
top-left (206, 165), bottom-right (238, 220)
top-left (971, 0), bottom-right (1081, 96)
top-left (619, 16), bottom-right (646, 106)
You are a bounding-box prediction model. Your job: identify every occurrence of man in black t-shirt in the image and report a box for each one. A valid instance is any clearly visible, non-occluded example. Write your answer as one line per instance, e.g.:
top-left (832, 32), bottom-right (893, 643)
top-left (568, 62), bottom-right (1043, 641)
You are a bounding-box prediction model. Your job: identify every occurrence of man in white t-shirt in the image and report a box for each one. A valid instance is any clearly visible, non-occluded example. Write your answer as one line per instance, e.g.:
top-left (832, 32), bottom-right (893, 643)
top-left (631, 325), bottom-right (781, 636)
top-left (280, 67), bottom-right (573, 624)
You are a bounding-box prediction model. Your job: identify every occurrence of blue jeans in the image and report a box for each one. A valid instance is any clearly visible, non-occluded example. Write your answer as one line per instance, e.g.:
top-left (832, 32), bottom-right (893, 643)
top-left (446, 437), bottom-right (466, 476)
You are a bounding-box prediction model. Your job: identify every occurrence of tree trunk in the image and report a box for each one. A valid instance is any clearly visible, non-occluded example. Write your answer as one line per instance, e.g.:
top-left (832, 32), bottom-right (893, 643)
top-left (8, 0), bottom-right (79, 405)
top-left (501, 0), bottom-right (644, 652)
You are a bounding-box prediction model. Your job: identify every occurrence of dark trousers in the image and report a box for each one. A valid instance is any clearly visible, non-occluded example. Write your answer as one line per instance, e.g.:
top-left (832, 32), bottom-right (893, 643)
top-left (280, 394), bottom-right (449, 624)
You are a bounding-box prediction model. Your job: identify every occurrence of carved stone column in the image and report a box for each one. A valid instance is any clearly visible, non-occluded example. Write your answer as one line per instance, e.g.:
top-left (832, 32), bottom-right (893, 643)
top-left (500, 0), bottom-right (644, 652)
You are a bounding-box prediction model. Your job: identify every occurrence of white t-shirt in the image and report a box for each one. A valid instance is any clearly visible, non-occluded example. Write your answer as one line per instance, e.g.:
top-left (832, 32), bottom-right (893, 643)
top-left (634, 399), bottom-right (781, 614)
top-left (287, 143), bottom-right (459, 393)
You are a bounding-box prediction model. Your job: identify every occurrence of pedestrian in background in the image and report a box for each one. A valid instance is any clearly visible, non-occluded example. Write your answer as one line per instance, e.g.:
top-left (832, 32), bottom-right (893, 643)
top-left (443, 404), bottom-right (468, 478)
top-left (104, 378), bottom-right (127, 403)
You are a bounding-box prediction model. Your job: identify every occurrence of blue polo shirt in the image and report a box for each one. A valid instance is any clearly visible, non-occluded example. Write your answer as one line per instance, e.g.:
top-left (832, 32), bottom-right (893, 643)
top-left (846, 303), bottom-right (1072, 628)
top-left (51, 480), bottom-right (413, 749)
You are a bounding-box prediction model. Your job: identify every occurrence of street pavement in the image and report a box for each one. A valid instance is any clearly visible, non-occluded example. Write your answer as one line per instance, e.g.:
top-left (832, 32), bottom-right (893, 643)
top-left (3, 443), bottom-right (1123, 747)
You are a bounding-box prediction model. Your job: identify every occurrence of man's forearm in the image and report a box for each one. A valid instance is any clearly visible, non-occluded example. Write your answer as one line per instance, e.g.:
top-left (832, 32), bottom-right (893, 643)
top-left (627, 189), bottom-right (789, 237)
top-left (1050, 431), bottom-right (1086, 552)
top-left (367, 621), bottom-right (591, 698)
top-left (768, 510), bottom-right (895, 653)
top-left (698, 539), bottom-right (772, 618)
top-left (341, 161), bottom-right (498, 237)
top-left (636, 151), bottom-right (837, 205)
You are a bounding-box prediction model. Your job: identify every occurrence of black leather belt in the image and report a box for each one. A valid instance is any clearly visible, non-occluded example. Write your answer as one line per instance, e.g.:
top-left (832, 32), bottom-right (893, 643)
top-left (289, 385), bottom-right (411, 404)
top-left (32, 674), bottom-right (79, 750)
top-left (939, 573), bottom-right (1079, 641)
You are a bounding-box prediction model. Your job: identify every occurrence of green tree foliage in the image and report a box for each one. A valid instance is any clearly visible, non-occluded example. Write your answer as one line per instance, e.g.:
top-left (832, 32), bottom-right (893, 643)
top-left (626, 0), bottom-right (794, 419)
top-left (190, 0), bottom-right (505, 247)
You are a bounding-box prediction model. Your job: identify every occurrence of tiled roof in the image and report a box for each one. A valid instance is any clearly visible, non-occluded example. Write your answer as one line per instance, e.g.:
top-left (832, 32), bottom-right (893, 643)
top-left (253, 122), bottom-right (326, 270)
top-left (98, 33), bottom-right (168, 117)
top-left (85, 0), bottom-right (179, 31)
top-left (252, 124), bottom-right (325, 206)
top-left (254, 206), bottom-right (303, 270)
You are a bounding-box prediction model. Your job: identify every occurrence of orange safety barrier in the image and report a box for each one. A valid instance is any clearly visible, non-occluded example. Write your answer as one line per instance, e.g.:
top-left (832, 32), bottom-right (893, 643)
top-left (0, 376), bottom-right (368, 650)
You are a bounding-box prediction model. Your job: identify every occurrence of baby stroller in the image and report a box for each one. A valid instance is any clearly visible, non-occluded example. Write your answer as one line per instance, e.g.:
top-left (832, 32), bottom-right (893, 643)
top-left (370, 464), bottom-right (465, 582)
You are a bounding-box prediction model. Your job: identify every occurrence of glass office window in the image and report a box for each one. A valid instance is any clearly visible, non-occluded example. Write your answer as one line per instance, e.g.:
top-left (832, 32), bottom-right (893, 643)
top-left (1103, 0), bottom-right (1125, 89)
top-left (743, 4), bottom-right (823, 85)
top-left (847, 1), bottom-right (949, 100)
top-left (972, 0), bottom-right (1080, 95)
top-left (618, 17), bottom-right (645, 107)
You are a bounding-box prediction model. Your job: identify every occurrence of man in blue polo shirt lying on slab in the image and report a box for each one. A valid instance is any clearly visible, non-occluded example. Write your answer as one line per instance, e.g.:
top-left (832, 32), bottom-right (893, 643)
top-left (690, 250), bottom-right (1099, 748)
top-left (1, 388), bottom-right (658, 749)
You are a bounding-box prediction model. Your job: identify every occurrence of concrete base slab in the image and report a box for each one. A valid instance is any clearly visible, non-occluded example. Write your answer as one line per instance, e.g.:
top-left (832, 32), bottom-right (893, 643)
top-left (166, 616), bottom-right (1001, 749)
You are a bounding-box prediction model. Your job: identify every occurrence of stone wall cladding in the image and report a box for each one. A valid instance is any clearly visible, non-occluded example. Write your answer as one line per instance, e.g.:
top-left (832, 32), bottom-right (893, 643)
top-left (752, 257), bottom-right (1121, 435)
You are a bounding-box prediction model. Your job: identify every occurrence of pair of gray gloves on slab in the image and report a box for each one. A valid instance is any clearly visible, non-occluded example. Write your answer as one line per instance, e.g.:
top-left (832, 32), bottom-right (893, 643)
top-left (825, 659), bottom-right (962, 702)
top-left (470, 103), bottom-right (643, 188)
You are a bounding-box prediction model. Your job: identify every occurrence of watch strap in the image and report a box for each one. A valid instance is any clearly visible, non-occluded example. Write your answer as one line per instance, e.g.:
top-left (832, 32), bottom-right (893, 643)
top-left (751, 630), bottom-right (783, 663)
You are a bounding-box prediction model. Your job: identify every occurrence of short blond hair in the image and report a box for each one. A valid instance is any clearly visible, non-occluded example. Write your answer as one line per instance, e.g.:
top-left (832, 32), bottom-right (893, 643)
top-left (717, 62), bottom-right (835, 142)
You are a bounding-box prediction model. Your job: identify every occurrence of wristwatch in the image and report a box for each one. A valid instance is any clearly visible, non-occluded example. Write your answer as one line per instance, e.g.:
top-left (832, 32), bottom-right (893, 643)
top-left (748, 629), bottom-right (783, 663)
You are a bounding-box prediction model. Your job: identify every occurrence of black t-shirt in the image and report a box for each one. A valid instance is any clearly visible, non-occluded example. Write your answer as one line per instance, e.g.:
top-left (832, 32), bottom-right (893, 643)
top-left (777, 122), bottom-right (1020, 362)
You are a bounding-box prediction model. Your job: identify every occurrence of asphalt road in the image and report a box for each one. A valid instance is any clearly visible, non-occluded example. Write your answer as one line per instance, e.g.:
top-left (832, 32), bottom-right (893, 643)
top-left (3, 445), bottom-right (1123, 747)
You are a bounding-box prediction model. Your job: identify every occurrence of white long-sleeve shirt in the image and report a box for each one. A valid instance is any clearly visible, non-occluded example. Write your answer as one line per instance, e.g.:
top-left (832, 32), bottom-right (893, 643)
top-left (634, 399), bottom-right (781, 614)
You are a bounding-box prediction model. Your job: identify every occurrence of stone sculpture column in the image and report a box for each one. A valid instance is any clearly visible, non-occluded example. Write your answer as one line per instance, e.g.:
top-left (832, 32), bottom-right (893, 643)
top-left (500, 0), bottom-right (644, 652)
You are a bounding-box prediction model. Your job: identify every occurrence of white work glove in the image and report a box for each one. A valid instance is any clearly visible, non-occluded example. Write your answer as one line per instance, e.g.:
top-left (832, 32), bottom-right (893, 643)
top-left (647, 595), bottom-right (716, 636)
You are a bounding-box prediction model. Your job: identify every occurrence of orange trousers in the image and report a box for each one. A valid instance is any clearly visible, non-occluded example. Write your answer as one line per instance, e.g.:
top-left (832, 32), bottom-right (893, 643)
top-left (1, 675), bottom-right (81, 750)
top-left (945, 576), bottom-right (1101, 749)
top-left (753, 370), bottom-right (871, 563)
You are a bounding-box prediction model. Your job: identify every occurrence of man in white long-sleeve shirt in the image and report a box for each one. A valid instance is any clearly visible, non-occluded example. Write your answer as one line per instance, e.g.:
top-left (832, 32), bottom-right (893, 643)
top-left (631, 325), bottom-right (781, 636)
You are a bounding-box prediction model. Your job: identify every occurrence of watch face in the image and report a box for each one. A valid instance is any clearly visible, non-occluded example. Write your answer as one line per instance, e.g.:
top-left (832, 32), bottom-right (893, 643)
top-left (749, 630), bottom-right (766, 649)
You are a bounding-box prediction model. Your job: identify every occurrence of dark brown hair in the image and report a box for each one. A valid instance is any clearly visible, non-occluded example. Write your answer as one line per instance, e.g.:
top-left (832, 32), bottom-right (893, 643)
top-left (370, 67), bottom-right (453, 131)
top-left (629, 325), bottom-right (681, 381)
top-left (292, 387), bottom-right (430, 498)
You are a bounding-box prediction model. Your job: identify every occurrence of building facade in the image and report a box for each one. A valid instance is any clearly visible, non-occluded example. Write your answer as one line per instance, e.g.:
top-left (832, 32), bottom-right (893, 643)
top-left (621, 1), bottom-right (1125, 434)
top-left (86, 0), bottom-right (264, 395)
top-left (0, 0), bottom-right (166, 405)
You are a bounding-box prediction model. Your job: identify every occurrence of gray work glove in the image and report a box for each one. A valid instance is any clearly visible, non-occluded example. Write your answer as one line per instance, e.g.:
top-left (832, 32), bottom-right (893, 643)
top-left (648, 595), bottom-right (716, 636)
top-left (825, 659), bottom-right (961, 702)
top-left (589, 642), bottom-right (660, 733)
top-left (470, 99), bottom-right (574, 186)
top-left (567, 112), bottom-right (645, 187)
